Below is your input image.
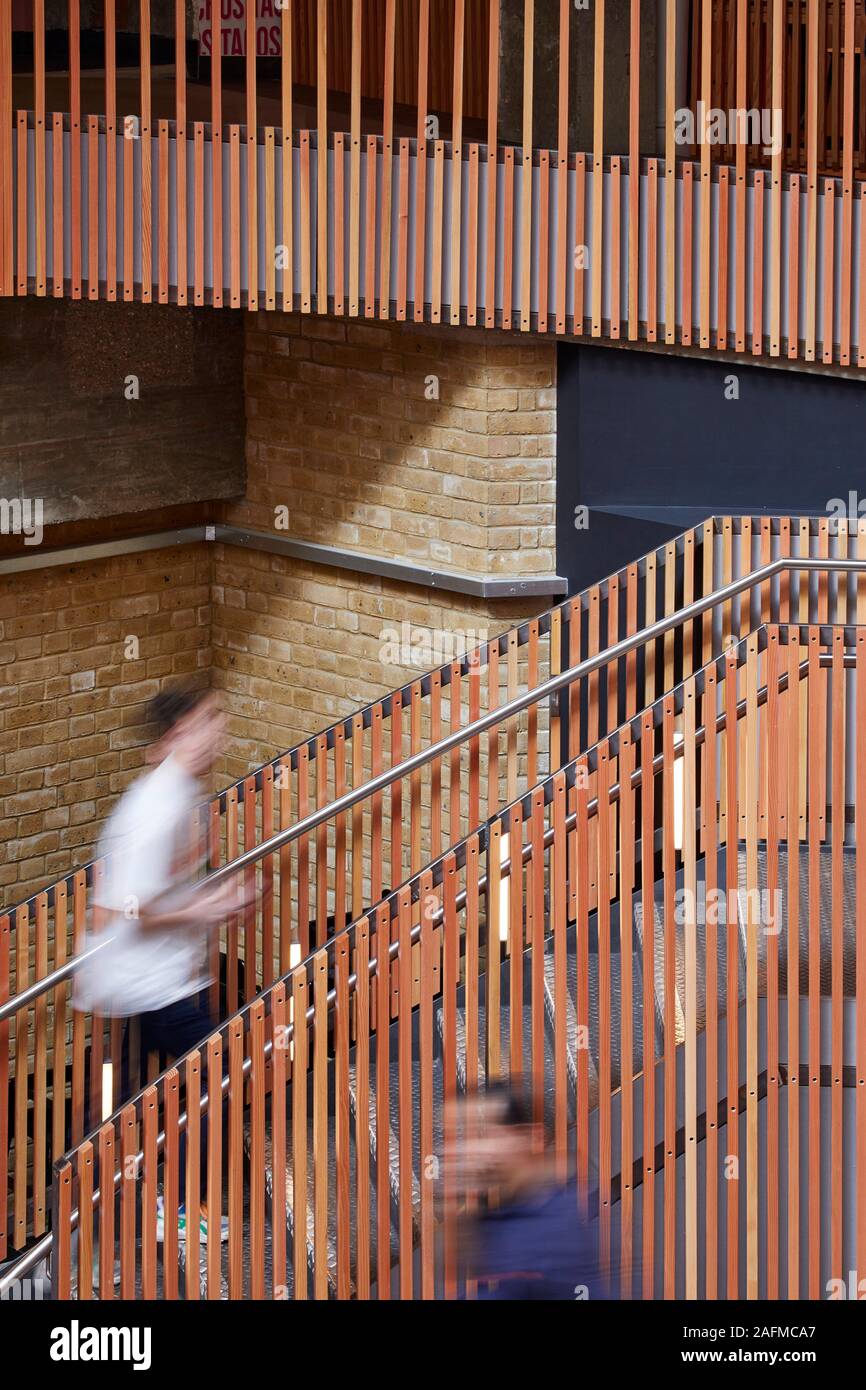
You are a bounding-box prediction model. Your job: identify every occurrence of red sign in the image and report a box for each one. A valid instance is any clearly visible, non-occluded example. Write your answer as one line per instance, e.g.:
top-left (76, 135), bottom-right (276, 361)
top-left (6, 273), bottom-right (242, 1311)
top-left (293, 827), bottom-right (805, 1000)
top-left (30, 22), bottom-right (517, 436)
top-left (196, 1), bottom-right (283, 59)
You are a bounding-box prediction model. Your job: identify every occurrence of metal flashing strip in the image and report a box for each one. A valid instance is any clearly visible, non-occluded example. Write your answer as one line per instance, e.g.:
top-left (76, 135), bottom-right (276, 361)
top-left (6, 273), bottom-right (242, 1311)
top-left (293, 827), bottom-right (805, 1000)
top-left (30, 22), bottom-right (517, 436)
top-left (0, 527), bottom-right (207, 575)
top-left (0, 522), bottom-right (567, 599)
top-left (210, 524), bottom-right (568, 599)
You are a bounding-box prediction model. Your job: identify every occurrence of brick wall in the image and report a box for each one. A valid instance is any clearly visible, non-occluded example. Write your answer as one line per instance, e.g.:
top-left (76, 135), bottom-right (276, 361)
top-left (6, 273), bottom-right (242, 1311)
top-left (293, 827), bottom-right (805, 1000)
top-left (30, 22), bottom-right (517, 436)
top-left (0, 545), bottom-right (211, 904)
top-left (2, 311), bottom-right (559, 907)
top-left (213, 313), bottom-right (558, 778)
top-left (210, 544), bottom-right (538, 782)
top-left (232, 314), bottom-right (557, 576)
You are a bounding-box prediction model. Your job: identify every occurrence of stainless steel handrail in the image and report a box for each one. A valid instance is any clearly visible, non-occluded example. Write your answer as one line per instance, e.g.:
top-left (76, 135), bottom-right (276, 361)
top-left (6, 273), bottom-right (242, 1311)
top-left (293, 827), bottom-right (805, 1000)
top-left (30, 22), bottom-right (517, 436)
top-left (188, 554), bottom-right (863, 886)
top-left (0, 552), bottom-right (860, 1030)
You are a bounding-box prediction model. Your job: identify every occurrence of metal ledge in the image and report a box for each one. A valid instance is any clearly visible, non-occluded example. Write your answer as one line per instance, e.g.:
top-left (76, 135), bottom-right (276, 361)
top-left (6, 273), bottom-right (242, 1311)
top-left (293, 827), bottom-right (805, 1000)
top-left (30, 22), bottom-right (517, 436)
top-left (0, 522), bottom-right (568, 599)
top-left (209, 525), bottom-right (567, 599)
top-left (0, 527), bottom-right (207, 575)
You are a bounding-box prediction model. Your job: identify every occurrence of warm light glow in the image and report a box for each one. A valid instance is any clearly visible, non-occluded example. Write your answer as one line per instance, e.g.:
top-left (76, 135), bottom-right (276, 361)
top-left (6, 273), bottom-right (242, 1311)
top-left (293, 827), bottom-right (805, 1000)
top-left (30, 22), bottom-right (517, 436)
top-left (286, 943), bottom-right (303, 1063)
top-left (101, 1062), bottom-right (113, 1122)
top-left (673, 729), bottom-right (685, 852)
top-left (499, 832), bottom-right (511, 942)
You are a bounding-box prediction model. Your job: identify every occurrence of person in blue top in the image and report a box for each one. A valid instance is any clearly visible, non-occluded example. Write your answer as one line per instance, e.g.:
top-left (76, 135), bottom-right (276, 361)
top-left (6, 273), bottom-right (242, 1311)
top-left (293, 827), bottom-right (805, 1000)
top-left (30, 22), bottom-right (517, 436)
top-left (449, 1081), bottom-right (614, 1300)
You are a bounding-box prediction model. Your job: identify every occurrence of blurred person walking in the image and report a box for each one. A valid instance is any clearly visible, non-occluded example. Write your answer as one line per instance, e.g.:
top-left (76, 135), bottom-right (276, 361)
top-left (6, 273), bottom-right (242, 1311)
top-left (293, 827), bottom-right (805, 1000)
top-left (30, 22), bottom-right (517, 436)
top-left (75, 684), bottom-right (251, 1244)
top-left (447, 1082), bottom-right (615, 1300)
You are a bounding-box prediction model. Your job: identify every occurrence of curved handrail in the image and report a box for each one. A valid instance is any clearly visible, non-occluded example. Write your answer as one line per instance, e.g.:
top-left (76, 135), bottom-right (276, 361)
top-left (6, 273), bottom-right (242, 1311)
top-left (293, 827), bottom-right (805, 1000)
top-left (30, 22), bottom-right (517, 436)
top-left (0, 551), bottom-right (860, 1032)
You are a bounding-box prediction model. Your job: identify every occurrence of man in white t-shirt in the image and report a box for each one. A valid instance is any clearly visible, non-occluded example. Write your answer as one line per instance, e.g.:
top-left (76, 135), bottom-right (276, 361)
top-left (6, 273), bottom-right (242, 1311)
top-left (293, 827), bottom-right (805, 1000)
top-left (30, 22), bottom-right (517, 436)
top-left (75, 684), bottom-right (248, 1244)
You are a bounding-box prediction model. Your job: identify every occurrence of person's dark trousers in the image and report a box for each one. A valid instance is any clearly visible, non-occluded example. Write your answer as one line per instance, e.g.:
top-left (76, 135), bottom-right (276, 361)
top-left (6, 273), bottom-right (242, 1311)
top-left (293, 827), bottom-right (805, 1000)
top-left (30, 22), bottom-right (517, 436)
top-left (121, 992), bottom-right (217, 1207)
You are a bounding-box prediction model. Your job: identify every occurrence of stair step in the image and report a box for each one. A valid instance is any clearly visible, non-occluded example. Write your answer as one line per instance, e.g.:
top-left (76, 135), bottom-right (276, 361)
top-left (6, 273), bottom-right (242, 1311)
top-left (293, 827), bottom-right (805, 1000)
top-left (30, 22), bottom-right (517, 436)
top-left (542, 949), bottom-right (593, 1104)
top-left (244, 1116), bottom-right (354, 1298)
top-left (348, 1040), bottom-right (423, 1236)
top-left (452, 1005), bottom-right (486, 1092)
top-left (437, 996), bottom-right (563, 1131)
top-left (244, 1124), bottom-right (312, 1298)
top-left (66, 1210), bottom-right (229, 1300)
top-left (178, 1229), bottom-right (230, 1300)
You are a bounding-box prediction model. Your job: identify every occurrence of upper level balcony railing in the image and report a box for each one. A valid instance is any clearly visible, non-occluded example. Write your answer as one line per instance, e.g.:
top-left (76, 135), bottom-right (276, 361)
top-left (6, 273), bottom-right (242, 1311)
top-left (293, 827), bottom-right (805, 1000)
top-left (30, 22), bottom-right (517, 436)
top-left (3, 2), bottom-right (866, 365)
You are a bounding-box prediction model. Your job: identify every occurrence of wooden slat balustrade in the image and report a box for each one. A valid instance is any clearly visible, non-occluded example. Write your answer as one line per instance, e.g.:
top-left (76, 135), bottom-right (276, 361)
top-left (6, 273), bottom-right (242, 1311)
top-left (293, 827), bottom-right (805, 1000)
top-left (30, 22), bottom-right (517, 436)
top-left (3, 2), bottom-right (866, 361)
top-left (5, 513), bottom-right (866, 1277)
top-left (48, 618), bottom-right (866, 1298)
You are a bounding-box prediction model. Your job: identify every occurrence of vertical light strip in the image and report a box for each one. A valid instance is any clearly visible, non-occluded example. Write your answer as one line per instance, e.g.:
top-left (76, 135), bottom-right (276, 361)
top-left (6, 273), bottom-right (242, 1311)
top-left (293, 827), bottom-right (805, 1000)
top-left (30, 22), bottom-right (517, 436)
top-left (673, 727), bottom-right (684, 851)
top-left (101, 1062), bottom-right (113, 1123)
top-left (499, 832), bottom-right (511, 941)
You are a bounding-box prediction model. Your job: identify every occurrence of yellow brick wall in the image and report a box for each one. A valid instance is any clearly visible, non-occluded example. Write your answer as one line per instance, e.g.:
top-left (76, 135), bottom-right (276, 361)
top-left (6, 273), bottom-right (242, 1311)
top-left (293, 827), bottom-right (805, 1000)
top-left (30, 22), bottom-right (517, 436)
top-left (0, 546), bottom-right (211, 905)
top-left (213, 312), bottom-right (557, 778)
top-left (234, 314), bottom-right (557, 575)
top-left (210, 544), bottom-right (541, 783)
top-left (2, 312), bottom-right (558, 907)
